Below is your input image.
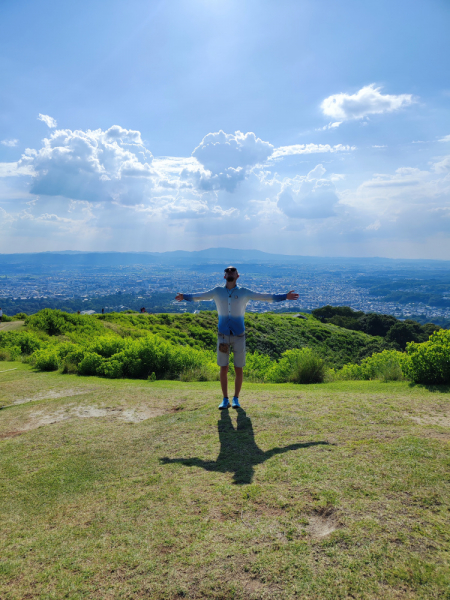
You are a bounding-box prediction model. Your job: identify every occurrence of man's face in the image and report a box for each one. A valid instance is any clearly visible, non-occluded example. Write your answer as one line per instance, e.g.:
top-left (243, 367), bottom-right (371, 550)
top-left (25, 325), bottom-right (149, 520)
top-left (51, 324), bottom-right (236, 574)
top-left (224, 267), bottom-right (239, 283)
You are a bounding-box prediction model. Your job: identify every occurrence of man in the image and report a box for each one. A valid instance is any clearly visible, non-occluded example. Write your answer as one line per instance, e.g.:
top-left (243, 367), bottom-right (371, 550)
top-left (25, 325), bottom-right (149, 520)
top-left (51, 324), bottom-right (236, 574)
top-left (175, 266), bottom-right (299, 410)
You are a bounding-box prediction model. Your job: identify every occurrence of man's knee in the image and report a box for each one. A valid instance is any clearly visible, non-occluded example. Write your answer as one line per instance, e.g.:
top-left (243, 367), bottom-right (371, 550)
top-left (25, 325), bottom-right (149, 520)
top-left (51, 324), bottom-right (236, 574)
top-left (220, 365), bottom-right (229, 374)
top-left (235, 367), bottom-right (243, 375)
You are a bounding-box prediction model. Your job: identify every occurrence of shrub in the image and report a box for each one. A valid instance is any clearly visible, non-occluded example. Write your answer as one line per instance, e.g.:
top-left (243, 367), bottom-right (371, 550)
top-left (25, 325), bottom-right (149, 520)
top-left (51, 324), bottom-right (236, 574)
top-left (33, 349), bottom-right (59, 371)
top-left (243, 352), bottom-right (273, 382)
top-left (267, 348), bottom-right (325, 384)
top-left (26, 309), bottom-right (104, 337)
top-left (78, 352), bottom-right (104, 376)
top-left (0, 349), bottom-right (12, 361)
top-left (405, 329), bottom-right (450, 384)
top-left (335, 349), bottom-right (408, 381)
top-left (13, 312), bottom-right (28, 320)
top-left (0, 331), bottom-right (41, 355)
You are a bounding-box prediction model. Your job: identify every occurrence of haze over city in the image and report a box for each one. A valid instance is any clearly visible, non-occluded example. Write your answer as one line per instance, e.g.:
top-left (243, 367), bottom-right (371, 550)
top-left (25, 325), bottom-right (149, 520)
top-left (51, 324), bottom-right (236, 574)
top-left (1, 0), bottom-right (450, 259)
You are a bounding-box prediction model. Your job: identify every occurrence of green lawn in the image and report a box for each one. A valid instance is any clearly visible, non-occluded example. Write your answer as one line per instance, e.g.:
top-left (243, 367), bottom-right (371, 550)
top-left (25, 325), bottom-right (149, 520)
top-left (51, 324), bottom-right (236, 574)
top-left (0, 362), bottom-right (449, 599)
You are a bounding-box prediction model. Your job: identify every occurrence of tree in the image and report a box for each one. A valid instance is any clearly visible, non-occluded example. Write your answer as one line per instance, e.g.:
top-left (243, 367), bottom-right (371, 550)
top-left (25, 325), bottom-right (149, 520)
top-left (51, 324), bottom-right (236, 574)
top-left (359, 313), bottom-right (397, 337)
top-left (386, 322), bottom-right (421, 350)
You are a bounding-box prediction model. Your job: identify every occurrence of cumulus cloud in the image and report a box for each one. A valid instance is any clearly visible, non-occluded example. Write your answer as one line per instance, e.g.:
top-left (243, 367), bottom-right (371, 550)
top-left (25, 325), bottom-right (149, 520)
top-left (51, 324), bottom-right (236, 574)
top-left (1, 139), bottom-right (18, 147)
top-left (38, 114), bottom-right (57, 128)
top-left (277, 165), bottom-right (339, 219)
top-left (4, 118), bottom-right (450, 257)
top-left (439, 134), bottom-right (450, 143)
top-left (22, 126), bottom-right (153, 202)
top-left (192, 130), bottom-right (274, 192)
top-left (272, 143), bottom-right (355, 159)
top-left (321, 84), bottom-right (414, 121)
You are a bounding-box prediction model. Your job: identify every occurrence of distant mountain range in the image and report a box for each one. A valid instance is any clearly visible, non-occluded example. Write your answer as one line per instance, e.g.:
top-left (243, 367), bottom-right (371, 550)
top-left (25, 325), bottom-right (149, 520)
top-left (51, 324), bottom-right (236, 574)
top-left (1, 248), bottom-right (449, 268)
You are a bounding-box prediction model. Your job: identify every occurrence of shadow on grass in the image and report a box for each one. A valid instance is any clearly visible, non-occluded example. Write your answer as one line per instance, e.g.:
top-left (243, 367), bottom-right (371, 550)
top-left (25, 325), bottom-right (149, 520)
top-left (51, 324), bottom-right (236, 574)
top-left (408, 382), bottom-right (450, 393)
top-left (160, 407), bottom-right (330, 485)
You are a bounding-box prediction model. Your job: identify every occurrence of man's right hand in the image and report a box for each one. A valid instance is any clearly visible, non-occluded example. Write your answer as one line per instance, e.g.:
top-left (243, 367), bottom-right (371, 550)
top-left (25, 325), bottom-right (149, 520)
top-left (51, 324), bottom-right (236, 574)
top-left (175, 293), bottom-right (184, 301)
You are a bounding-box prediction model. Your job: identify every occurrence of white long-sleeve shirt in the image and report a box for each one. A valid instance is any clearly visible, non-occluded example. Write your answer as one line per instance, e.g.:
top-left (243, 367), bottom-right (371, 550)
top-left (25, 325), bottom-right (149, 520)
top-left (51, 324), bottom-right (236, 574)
top-left (183, 286), bottom-right (287, 335)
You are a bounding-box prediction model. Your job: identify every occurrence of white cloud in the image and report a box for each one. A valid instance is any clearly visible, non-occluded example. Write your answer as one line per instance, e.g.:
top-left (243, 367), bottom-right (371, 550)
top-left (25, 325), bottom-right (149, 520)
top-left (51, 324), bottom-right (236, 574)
top-left (271, 143), bottom-right (355, 159)
top-left (316, 122), bottom-right (342, 131)
top-left (1, 139), bottom-right (18, 147)
top-left (321, 84), bottom-right (414, 121)
top-left (439, 134), bottom-right (450, 142)
top-left (38, 114), bottom-right (57, 128)
top-left (23, 126), bottom-right (153, 202)
top-left (0, 162), bottom-right (35, 177)
top-left (372, 145), bottom-right (387, 148)
top-left (277, 165), bottom-right (339, 219)
top-left (3, 119), bottom-right (450, 257)
top-left (192, 130), bottom-right (274, 192)
top-left (433, 155), bottom-right (450, 173)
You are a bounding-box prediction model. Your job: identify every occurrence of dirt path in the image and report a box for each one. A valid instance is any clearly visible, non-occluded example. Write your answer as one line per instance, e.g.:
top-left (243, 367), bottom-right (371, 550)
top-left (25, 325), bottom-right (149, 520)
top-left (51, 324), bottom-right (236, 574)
top-left (0, 320), bottom-right (25, 332)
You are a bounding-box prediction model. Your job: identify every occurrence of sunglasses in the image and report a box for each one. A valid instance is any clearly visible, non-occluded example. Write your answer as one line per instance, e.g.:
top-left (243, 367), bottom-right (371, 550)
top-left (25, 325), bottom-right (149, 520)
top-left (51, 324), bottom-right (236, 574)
top-left (224, 268), bottom-right (237, 273)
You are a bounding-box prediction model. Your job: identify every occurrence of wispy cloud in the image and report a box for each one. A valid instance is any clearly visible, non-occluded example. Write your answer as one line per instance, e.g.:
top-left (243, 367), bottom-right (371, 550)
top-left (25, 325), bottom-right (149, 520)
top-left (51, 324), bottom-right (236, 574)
top-left (271, 144), bottom-right (355, 159)
top-left (1, 139), bottom-right (18, 147)
top-left (316, 122), bottom-right (342, 131)
top-left (439, 134), bottom-right (450, 142)
top-left (37, 113), bottom-right (57, 128)
top-left (321, 84), bottom-right (414, 121)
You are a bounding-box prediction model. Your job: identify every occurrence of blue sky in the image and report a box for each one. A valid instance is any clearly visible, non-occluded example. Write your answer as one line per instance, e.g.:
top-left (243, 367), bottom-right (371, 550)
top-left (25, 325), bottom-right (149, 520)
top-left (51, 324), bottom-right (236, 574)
top-left (1, 0), bottom-right (450, 258)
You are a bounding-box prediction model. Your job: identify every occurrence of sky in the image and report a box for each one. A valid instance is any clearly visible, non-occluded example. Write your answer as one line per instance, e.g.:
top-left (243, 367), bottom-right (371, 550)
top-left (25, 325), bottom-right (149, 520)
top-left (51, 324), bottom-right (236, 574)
top-left (1, 0), bottom-right (450, 258)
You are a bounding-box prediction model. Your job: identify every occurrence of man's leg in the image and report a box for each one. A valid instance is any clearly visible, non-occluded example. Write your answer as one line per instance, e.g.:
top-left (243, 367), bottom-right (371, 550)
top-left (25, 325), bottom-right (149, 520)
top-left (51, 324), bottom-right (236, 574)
top-left (220, 365), bottom-right (229, 398)
top-left (234, 367), bottom-right (243, 398)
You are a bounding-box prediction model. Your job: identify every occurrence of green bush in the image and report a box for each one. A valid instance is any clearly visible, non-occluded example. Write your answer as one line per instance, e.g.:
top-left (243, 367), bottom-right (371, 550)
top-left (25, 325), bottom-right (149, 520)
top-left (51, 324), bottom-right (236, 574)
top-left (78, 352), bottom-right (104, 376)
top-left (0, 349), bottom-right (12, 361)
top-left (33, 349), bottom-right (59, 371)
top-left (31, 331), bottom-right (217, 381)
top-left (13, 312), bottom-right (28, 320)
top-left (336, 349), bottom-right (408, 381)
top-left (243, 351), bottom-right (273, 382)
top-left (267, 348), bottom-right (325, 384)
top-left (405, 329), bottom-right (450, 384)
top-left (0, 331), bottom-right (42, 355)
top-left (26, 309), bottom-right (104, 337)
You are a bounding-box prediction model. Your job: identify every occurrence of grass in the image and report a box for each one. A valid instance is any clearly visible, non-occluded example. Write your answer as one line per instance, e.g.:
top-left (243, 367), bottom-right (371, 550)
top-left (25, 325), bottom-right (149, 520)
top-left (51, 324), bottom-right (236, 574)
top-left (0, 362), bottom-right (449, 599)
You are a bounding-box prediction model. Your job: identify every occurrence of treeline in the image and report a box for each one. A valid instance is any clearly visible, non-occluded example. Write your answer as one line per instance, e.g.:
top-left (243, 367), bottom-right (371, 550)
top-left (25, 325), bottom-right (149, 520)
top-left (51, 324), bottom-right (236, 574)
top-left (311, 305), bottom-right (440, 350)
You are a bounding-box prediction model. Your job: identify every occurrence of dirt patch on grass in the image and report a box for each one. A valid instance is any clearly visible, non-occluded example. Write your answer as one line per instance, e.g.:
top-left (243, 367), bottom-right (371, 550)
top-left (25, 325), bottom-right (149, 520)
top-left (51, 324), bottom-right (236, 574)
top-left (4, 404), bottom-right (166, 436)
top-left (12, 388), bottom-right (99, 406)
top-left (308, 507), bottom-right (340, 538)
top-left (406, 411), bottom-right (450, 427)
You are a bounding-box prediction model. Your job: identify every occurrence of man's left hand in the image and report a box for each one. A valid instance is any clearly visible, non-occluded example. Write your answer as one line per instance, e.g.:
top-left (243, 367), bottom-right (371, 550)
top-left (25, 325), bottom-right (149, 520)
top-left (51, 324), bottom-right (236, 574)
top-left (286, 290), bottom-right (299, 300)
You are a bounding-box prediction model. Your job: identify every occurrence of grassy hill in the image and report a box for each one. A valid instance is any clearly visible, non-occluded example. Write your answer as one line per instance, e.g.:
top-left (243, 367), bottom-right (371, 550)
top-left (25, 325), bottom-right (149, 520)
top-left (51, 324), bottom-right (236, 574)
top-left (28, 309), bottom-right (392, 370)
top-left (1, 363), bottom-right (449, 599)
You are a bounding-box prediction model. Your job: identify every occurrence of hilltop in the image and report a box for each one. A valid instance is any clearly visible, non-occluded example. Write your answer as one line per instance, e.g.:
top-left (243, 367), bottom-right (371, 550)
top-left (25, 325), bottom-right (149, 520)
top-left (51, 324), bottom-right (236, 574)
top-left (0, 364), bottom-right (449, 599)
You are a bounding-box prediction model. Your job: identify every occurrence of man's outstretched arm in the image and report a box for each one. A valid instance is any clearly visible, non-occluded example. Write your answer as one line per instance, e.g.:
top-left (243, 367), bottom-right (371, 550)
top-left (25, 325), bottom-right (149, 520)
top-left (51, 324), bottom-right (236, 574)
top-left (246, 289), bottom-right (299, 303)
top-left (175, 289), bottom-right (217, 302)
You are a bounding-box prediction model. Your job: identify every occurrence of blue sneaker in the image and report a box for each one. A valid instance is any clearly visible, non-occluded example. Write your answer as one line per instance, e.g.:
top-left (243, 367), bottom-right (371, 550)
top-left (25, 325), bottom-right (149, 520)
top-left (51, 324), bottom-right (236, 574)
top-left (219, 397), bottom-right (230, 410)
top-left (231, 396), bottom-right (240, 409)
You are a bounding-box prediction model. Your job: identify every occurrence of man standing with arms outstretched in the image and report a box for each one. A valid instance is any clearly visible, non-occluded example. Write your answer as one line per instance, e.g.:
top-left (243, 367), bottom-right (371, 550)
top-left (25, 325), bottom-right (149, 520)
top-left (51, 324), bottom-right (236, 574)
top-left (175, 266), bottom-right (299, 410)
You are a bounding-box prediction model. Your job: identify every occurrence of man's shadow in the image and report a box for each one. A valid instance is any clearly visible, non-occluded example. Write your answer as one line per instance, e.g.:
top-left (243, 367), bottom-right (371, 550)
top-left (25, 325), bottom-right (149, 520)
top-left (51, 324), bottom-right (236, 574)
top-left (160, 407), bottom-right (330, 485)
